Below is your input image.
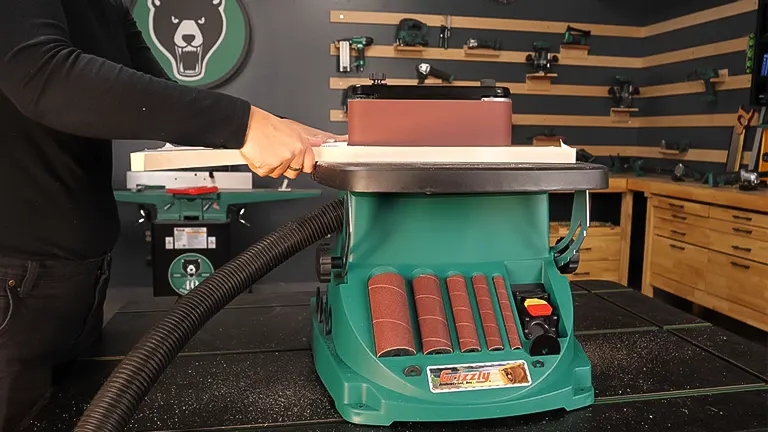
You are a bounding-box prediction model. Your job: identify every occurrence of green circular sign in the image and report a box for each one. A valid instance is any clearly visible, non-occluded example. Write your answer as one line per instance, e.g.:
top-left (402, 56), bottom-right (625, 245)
top-left (168, 253), bottom-right (214, 295)
top-left (130, 0), bottom-right (251, 88)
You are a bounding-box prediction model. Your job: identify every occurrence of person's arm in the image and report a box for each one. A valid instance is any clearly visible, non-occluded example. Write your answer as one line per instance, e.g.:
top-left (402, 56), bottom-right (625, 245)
top-left (122, 6), bottom-right (174, 82)
top-left (0, 0), bottom-right (249, 149)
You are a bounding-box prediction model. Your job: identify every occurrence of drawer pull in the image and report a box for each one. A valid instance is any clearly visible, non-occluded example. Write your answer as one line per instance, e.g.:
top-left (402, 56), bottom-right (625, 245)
top-left (670, 230), bottom-right (687, 236)
top-left (732, 227), bottom-right (753, 235)
top-left (667, 203), bottom-right (684, 209)
top-left (731, 245), bottom-right (753, 253)
top-left (730, 261), bottom-right (752, 270)
top-left (732, 215), bottom-right (753, 222)
top-left (671, 214), bottom-right (688, 221)
top-left (669, 244), bottom-right (686, 251)
top-left (580, 247), bottom-right (592, 252)
top-left (573, 272), bottom-right (590, 276)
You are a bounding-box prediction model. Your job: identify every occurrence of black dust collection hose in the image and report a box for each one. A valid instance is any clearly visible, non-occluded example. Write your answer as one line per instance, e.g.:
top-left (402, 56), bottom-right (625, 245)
top-left (74, 198), bottom-right (344, 432)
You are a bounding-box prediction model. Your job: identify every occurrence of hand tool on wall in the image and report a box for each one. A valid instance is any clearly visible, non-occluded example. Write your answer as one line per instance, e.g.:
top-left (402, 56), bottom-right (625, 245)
top-left (416, 62), bottom-right (454, 84)
top-left (671, 164), bottom-right (702, 182)
top-left (438, 15), bottom-right (451, 49)
top-left (466, 37), bottom-right (502, 51)
top-left (748, 107), bottom-right (767, 170)
top-left (335, 36), bottom-right (374, 73)
top-left (396, 18), bottom-right (429, 47)
top-left (746, 32), bottom-right (756, 74)
top-left (526, 42), bottom-right (559, 74)
top-left (702, 169), bottom-right (766, 190)
top-left (725, 106), bottom-right (756, 172)
top-left (608, 76), bottom-right (640, 109)
top-left (562, 25), bottom-right (591, 46)
top-left (687, 68), bottom-right (720, 102)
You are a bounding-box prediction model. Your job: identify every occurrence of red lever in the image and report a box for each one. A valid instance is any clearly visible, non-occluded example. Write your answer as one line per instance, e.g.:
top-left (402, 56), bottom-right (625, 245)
top-left (166, 186), bottom-right (219, 195)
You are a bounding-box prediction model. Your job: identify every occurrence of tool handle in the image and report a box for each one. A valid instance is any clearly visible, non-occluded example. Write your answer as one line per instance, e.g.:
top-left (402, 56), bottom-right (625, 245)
top-left (736, 106), bottom-right (756, 134)
top-left (429, 66), bottom-right (454, 83)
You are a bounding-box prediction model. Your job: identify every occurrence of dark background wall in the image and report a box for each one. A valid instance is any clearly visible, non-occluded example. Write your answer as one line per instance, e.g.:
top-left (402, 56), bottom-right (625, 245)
top-left (110, 0), bottom-right (756, 288)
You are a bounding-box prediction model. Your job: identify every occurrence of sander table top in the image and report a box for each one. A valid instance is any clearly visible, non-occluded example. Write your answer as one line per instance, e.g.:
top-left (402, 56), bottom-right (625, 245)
top-left (22, 281), bottom-right (768, 432)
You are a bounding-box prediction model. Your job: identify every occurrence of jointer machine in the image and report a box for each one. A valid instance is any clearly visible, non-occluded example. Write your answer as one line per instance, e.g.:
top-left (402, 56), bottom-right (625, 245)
top-left (75, 78), bottom-right (609, 430)
top-left (115, 164), bottom-right (321, 296)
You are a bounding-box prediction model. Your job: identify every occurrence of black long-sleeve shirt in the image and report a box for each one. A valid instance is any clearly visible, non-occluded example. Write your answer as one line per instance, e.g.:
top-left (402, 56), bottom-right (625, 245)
top-left (0, 0), bottom-right (252, 260)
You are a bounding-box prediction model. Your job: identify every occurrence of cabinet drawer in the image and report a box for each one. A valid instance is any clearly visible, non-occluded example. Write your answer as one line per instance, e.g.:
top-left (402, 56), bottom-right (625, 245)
top-left (652, 196), bottom-right (710, 218)
top-left (549, 234), bottom-right (621, 261)
top-left (708, 217), bottom-right (768, 243)
top-left (707, 230), bottom-right (768, 264)
top-left (650, 236), bottom-right (708, 290)
top-left (706, 251), bottom-right (768, 314)
top-left (650, 272), bottom-right (701, 302)
top-left (568, 260), bottom-right (619, 281)
top-left (653, 212), bottom-right (710, 249)
top-left (709, 206), bottom-right (768, 230)
top-left (655, 207), bottom-right (709, 230)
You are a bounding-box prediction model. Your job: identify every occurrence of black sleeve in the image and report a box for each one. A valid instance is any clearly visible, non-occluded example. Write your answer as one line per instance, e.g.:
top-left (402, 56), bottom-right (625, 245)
top-left (0, 0), bottom-right (251, 149)
top-left (122, 6), bottom-right (174, 82)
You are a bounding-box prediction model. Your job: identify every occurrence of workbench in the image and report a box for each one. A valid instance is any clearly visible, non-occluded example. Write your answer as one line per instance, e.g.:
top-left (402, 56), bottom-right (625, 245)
top-left (556, 175), bottom-right (768, 331)
top-left (20, 281), bottom-right (768, 432)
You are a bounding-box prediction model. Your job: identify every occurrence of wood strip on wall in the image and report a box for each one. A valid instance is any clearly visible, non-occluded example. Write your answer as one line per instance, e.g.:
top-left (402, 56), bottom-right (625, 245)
top-left (331, 1), bottom-right (757, 39)
top-left (330, 10), bottom-right (643, 37)
top-left (641, 74), bottom-right (751, 98)
top-left (579, 145), bottom-right (751, 164)
top-left (329, 44), bottom-right (643, 68)
top-left (330, 110), bottom-right (757, 128)
top-left (642, 0), bottom-right (758, 37)
top-left (331, 75), bottom-right (751, 99)
top-left (329, 77), bottom-right (607, 97)
top-left (642, 37), bottom-right (749, 68)
top-left (330, 38), bottom-right (746, 69)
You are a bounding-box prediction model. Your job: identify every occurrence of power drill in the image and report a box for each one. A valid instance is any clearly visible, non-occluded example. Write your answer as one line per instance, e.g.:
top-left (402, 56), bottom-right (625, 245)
top-left (687, 68), bottom-right (719, 102)
top-left (562, 25), bottom-right (591, 45)
top-left (466, 37), bottom-right (501, 50)
top-left (336, 36), bottom-right (374, 73)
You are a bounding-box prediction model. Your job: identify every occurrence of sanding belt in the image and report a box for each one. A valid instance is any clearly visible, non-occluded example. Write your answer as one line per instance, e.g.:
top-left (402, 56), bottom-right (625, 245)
top-left (368, 272), bottom-right (523, 357)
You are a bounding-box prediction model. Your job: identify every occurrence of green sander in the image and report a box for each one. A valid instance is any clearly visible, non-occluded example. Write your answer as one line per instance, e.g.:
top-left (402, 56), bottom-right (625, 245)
top-left (309, 161), bottom-right (606, 425)
top-left (73, 85), bottom-right (608, 431)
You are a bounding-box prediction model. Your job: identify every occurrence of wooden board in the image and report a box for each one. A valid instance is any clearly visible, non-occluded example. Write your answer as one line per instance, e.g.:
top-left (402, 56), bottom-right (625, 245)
top-left (330, 75), bottom-right (751, 99)
top-left (129, 145), bottom-right (577, 172)
top-left (330, 1), bottom-right (758, 38)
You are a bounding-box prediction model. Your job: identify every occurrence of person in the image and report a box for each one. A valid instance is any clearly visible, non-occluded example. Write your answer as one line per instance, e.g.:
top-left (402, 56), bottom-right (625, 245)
top-left (0, 0), bottom-right (344, 429)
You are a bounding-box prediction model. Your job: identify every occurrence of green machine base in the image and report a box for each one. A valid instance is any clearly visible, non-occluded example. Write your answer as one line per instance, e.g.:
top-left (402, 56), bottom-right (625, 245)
top-left (308, 162), bottom-right (607, 426)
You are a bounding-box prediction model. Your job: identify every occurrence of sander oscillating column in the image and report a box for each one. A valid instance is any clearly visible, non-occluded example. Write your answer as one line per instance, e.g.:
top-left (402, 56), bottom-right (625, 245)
top-left (309, 87), bottom-right (607, 423)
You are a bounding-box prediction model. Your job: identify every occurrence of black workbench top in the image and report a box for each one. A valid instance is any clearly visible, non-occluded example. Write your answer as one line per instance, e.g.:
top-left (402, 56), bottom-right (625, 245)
top-left (21, 281), bottom-right (768, 432)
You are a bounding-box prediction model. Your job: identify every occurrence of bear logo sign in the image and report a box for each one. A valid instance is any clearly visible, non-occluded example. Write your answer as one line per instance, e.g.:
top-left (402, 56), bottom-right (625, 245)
top-left (130, 0), bottom-right (250, 88)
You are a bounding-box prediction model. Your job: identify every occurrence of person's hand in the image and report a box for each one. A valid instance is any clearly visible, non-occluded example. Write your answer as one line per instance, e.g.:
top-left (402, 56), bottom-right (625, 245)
top-left (285, 119), bottom-right (347, 147)
top-left (239, 107), bottom-right (316, 179)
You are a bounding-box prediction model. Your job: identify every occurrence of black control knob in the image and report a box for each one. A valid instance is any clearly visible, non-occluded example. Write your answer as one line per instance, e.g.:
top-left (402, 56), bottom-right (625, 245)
top-left (316, 242), bottom-right (332, 283)
top-left (369, 72), bottom-right (387, 85)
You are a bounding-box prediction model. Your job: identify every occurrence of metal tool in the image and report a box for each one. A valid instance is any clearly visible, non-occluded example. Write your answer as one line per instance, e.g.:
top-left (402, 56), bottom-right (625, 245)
top-left (335, 36), bottom-right (374, 73)
top-left (748, 107), bottom-right (767, 170)
top-left (659, 139), bottom-right (691, 155)
top-left (466, 37), bottom-right (501, 50)
top-left (725, 106), bottom-right (756, 172)
top-left (416, 62), bottom-right (454, 84)
top-left (608, 76), bottom-right (640, 109)
top-left (687, 68), bottom-right (720, 102)
top-left (525, 42), bottom-right (559, 74)
top-left (395, 18), bottom-right (429, 47)
top-left (439, 15), bottom-right (451, 49)
top-left (562, 25), bottom-right (591, 45)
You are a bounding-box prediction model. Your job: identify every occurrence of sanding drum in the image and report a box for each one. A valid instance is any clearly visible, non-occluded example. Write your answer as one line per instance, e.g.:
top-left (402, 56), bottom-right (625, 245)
top-left (345, 84), bottom-right (513, 147)
top-left (367, 272), bottom-right (523, 357)
top-left (368, 273), bottom-right (417, 357)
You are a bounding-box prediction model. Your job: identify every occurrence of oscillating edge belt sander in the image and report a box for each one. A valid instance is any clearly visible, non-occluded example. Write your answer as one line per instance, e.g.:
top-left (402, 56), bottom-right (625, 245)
top-left (310, 82), bottom-right (608, 425)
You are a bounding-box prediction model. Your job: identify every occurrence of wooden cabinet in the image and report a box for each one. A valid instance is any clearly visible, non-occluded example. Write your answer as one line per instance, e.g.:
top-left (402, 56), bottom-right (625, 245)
top-left (643, 195), bottom-right (768, 331)
top-left (550, 224), bottom-right (622, 283)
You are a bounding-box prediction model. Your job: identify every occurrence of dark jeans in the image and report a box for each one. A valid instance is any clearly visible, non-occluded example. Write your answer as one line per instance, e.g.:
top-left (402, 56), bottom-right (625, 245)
top-left (0, 253), bottom-right (111, 431)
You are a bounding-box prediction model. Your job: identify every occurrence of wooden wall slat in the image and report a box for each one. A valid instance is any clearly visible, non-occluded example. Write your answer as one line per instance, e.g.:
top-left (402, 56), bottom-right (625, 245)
top-left (330, 75), bottom-right (751, 99)
top-left (642, 37), bottom-right (749, 68)
top-left (330, 10), bottom-right (643, 37)
top-left (330, 1), bottom-right (757, 39)
top-left (642, 0), bottom-right (758, 37)
top-left (330, 37), bottom-right (747, 69)
top-left (330, 110), bottom-right (757, 128)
